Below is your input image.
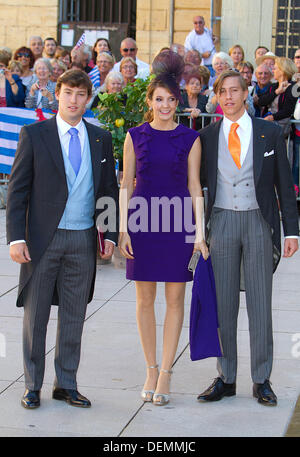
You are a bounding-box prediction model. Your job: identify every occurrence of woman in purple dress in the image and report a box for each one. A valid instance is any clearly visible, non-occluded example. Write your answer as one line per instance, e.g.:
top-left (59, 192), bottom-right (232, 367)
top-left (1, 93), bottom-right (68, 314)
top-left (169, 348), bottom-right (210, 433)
top-left (119, 51), bottom-right (208, 406)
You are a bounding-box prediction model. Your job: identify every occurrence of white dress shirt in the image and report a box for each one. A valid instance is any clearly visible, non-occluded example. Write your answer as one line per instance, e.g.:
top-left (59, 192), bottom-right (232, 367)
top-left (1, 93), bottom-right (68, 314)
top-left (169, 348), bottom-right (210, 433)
top-left (222, 110), bottom-right (252, 167)
top-left (56, 112), bottom-right (86, 155)
top-left (221, 109), bottom-right (298, 240)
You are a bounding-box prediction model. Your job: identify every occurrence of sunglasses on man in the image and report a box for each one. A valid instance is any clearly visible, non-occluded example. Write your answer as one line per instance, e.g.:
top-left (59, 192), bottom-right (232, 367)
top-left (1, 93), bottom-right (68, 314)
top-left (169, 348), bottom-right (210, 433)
top-left (122, 48), bottom-right (136, 52)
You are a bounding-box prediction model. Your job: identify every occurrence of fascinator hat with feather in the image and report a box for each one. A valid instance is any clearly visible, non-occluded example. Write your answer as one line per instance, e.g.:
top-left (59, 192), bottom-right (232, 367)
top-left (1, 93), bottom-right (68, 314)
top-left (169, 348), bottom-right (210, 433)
top-left (150, 50), bottom-right (185, 103)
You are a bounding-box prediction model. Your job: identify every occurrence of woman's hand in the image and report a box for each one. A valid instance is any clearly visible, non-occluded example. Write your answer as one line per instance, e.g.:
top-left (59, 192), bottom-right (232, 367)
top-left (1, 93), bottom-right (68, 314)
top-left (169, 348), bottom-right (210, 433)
top-left (190, 108), bottom-right (201, 119)
top-left (193, 240), bottom-right (209, 261)
top-left (4, 69), bottom-right (14, 84)
top-left (40, 87), bottom-right (53, 101)
top-left (264, 114), bottom-right (274, 121)
top-left (29, 82), bottom-right (40, 96)
top-left (275, 81), bottom-right (290, 95)
top-left (118, 232), bottom-right (134, 259)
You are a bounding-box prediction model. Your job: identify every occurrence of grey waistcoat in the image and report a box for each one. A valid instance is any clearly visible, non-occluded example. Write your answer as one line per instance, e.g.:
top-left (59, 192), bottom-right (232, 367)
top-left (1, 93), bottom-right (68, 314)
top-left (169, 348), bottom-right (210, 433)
top-left (214, 127), bottom-right (259, 211)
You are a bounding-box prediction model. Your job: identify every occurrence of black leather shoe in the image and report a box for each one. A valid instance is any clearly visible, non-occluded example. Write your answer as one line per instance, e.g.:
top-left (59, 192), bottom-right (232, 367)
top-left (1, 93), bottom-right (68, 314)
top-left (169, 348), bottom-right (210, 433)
top-left (52, 387), bottom-right (91, 408)
top-left (253, 380), bottom-right (277, 406)
top-left (197, 377), bottom-right (236, 402)
top-left (21, 389), bottom-right (40, 409)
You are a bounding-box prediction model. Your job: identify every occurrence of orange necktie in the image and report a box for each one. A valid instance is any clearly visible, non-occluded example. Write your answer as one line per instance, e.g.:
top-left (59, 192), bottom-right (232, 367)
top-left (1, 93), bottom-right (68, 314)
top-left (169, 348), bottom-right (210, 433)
top-left (228, 123), bottom-right (241, 169)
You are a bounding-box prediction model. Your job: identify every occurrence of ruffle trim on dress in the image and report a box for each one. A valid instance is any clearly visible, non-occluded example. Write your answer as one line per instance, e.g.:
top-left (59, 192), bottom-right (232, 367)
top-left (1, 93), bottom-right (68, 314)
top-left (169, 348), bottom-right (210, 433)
top-left (134, 123), bottom-right (152, 177)
top-left (169, 125), bottom-right (190, 178)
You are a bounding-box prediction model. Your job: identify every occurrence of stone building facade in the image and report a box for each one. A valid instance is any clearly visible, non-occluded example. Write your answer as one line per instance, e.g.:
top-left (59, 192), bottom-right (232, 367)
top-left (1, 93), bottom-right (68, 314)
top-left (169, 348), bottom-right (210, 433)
top-left (0, 0), bottom-right (58, 50)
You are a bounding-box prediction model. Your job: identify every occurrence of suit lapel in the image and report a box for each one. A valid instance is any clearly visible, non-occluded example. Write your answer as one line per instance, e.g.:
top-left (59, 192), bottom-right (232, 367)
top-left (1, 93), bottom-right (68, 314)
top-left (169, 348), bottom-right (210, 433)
top-left (83, 119), bottom-right (104, 197)
top-left (41, 115), bottom-right (67, 182)
top-left (206, 119), bottom-right (222, 202)
top-left (251, 117), bottom-right (266, 187)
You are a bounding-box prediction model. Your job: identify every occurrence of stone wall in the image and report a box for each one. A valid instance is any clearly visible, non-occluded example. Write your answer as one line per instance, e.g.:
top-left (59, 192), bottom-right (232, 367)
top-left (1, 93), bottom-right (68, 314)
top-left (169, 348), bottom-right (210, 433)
top-left (0, 0), bottom-right (58, 52)
top-left (220, 0), bottom-right (274, 66)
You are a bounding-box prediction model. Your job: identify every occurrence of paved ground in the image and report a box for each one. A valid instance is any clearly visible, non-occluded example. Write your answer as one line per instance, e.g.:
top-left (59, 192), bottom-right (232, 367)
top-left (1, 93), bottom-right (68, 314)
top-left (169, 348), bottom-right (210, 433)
top-left (0, 208), bottom-right (299, 438)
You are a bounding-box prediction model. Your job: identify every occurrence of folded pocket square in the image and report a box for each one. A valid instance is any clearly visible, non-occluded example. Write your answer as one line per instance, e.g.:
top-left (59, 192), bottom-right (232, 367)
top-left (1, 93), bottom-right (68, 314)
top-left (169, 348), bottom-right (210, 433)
top-left (101, 158), bottom-right (106, 163)
top-left (264, 150), bottom-right (274, 157)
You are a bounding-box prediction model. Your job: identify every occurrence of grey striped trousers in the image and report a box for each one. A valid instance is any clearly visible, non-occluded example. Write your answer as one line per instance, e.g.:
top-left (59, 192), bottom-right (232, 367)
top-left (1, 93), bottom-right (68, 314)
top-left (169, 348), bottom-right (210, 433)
top-left (209, 208), bottom-right (273, 384)
top-left (22, 228), bottom-right (95, 391)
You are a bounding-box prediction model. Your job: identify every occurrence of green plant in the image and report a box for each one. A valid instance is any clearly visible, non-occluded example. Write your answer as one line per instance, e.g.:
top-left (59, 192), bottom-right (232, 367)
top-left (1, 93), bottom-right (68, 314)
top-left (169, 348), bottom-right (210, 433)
top-left (93, 75), bottom-right (154, 161)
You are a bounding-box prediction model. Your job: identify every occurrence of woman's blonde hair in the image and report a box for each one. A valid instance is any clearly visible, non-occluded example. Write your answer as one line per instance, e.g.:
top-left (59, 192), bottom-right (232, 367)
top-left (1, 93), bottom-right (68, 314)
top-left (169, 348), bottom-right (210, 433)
top-left (228, 44), bottom-right (245, 61)
top-left (8, 60), bottom-right (23, 73)
top-left (120, 56), bottom-right (137, 75)
top-left (275, 56), bottom-right (297, 80)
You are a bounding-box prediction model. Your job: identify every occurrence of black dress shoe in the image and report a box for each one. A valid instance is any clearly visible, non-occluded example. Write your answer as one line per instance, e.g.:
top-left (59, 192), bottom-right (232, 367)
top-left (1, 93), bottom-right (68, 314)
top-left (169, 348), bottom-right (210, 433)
top-left (21, 389), bottom-right (40, 409)
top-left (253, 380), bottom-right (277, 406)
top-left (197, 377), bottom-right (236, 402)
top-left (52, 387), bottom-right (91, 408)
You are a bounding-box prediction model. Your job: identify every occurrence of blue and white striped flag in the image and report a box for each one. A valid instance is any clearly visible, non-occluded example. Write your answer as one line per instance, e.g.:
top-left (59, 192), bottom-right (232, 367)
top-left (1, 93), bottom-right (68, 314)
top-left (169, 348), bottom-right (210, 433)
top-left (75, 33), bottom-right (85, 49)
top-left (0, 107), bottom-right (100, 174)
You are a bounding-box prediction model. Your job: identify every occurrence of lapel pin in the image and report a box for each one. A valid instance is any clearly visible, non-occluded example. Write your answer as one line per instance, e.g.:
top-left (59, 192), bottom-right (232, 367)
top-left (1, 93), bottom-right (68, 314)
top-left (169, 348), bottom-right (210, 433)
top-left (261, 135), bottom-right (265, 138)
top-left (96, 138), bottom-right (100, 142)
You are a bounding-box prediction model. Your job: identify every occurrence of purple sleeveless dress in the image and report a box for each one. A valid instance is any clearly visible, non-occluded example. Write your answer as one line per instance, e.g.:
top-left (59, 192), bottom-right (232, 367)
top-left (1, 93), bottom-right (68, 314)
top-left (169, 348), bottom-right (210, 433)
top-left (126, 122), bottom-right (199, 282)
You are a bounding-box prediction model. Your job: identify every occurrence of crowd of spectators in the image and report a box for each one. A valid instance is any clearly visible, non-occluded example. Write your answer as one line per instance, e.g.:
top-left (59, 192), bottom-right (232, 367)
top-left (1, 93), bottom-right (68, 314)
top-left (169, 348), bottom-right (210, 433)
top-left (0, 18), bottom-right (300, 186)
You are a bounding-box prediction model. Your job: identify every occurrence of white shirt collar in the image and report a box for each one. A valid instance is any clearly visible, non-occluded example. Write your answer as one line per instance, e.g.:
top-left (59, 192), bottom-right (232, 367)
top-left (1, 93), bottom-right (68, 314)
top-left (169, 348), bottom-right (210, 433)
top-left (56, 112), bottom-right (85, 138)
top-left (223, 110), bottom-right (251, 135)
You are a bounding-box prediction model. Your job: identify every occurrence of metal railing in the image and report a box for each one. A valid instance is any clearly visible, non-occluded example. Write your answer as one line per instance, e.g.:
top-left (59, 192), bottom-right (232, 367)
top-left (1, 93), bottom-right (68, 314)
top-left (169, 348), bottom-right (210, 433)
top-left (176, 112), bottom-right (223, 129)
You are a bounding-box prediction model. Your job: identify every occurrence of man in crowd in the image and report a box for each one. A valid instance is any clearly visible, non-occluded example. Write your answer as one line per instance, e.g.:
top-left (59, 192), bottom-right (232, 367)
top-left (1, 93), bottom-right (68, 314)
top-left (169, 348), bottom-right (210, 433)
top-left (28, 36), bottom-right (43, 62)
top-left (114, 37), bottom-right (149, 80)
top-left (184, 16), bottom-right (217, 75)
top-left (252, 63), bottom-right (273, 117)
top-left (43, 37), bottom-right (57, 59)
top-left (255, 46), bottom-right (269, 65)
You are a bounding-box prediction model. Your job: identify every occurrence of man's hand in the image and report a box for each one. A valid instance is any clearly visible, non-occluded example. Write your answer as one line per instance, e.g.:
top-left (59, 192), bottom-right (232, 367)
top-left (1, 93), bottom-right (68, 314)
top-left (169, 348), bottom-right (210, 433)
top-left (202, 51), bottom-right (211, 59)
top-left (10, 242), bottom-right (31, 264)
top-left (283, 238), bottom-right (299, 258)
top-left (100, 240), bottom-right (115, 260)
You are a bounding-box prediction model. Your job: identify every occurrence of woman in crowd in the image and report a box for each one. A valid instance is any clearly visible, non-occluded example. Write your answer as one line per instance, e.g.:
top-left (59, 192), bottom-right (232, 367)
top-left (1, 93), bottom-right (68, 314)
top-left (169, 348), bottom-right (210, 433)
top-left (228, 44), bottom-right (244, 69)
top-left (198, 65), bottom-right (211, 95)
top-left (90, 71), bottom-right (125, 109)
top-left (8, 60), bottom-right (23, 78)
top-left (119, 51), bottom-right (208, 406)
top-left (209, 51), bottom-right (233, 86)
top-left (55, 47), bottom-right (71, 69)
top-left (104, 71), bottom-right (125, 93)
top-left (25, 58), bottom-right (58, 110)
top-left (13, 46), bottom-right (35, 90)
top-left (206, 52), bottom-right (233, 115)
top-left (178, 70), bottom-right (208, 130)
top-left (237, 61), bottom-right (254, 87)
top-left (257, 56), bottom-right (298, 134)
top-left (92, 38), bottom-right (112, 66)
top-left (120, 57), bottom-right (137, 85)
top-left (88, 51), bottom-right (114, 88)
top-left (50, 58), bottom-right (67, 82)
top-left (0, 51), bottom-right (25, 107)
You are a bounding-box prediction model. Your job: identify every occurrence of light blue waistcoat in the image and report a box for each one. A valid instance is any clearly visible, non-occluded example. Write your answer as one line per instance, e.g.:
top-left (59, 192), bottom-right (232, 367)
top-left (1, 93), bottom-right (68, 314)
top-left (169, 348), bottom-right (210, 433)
top-left (58, 126), bottom-right (95, 230)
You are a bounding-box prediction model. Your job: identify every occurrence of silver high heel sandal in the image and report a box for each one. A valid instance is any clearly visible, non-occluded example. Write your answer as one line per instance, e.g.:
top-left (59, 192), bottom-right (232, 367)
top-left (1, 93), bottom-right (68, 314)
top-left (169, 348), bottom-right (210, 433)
top-left (141, 364), bottom-right (159, 402)
top-left (153, 368), bottom-right (173, 406)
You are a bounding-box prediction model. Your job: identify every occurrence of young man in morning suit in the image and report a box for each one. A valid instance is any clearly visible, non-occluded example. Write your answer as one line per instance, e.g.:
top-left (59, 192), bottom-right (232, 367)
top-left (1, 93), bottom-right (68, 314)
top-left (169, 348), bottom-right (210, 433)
top-left (6, 70), bottom-right (119, 409)
top-left (198, 70), bottom-right (298, 406)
